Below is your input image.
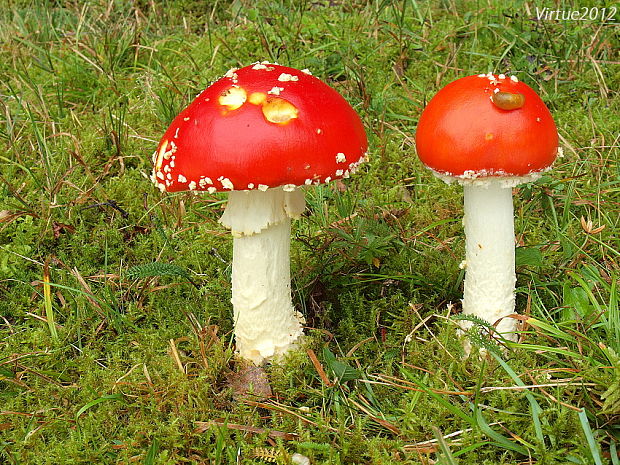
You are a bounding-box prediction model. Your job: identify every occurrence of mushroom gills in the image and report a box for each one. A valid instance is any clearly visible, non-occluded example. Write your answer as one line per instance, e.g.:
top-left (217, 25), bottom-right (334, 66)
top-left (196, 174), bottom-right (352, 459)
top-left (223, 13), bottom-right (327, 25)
top-left (219, 186), bottom-right (306, 236)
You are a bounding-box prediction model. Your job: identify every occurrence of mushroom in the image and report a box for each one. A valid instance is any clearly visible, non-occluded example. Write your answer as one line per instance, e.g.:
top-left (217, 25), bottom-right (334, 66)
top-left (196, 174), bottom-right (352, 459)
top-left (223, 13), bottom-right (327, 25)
top-left (152, 63), bottom-right (368, 365)
top-left (415, 73), bottom-right (558, 341)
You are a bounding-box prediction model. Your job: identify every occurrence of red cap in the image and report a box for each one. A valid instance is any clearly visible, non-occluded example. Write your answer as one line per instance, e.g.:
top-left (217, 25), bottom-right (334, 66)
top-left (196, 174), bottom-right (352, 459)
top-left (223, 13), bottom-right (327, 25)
top-left (152, 63), bottom-right (368, 193)
top-left (415, 74), bottom-right (558, 179)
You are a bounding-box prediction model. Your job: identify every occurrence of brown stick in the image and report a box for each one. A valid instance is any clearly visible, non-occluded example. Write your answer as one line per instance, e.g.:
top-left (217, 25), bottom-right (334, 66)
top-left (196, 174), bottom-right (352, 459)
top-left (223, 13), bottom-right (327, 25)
top-left (194, 420), bottom-right (299, 441)
top-left (306, 349), bottom-right (332, 386)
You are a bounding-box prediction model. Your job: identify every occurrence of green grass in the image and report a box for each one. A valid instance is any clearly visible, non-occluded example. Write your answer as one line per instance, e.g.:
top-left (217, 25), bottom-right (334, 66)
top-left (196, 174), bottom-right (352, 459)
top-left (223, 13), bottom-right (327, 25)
top-left (1, 0), bottom-right (619, 463)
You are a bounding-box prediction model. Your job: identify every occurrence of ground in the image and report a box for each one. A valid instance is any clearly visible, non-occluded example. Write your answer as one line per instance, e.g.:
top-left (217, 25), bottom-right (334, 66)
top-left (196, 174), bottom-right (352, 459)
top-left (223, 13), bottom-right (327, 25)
top-left (0, 1), bottom-right (619, 464)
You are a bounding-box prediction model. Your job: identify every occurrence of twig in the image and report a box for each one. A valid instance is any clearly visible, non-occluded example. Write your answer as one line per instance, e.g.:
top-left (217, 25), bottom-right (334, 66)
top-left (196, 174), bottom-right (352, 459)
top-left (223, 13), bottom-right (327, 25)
top-left (194, 420), bottom-right (299, 441)
top-left (168, 339), bottom-right (185, 374)
top-left (479, 381), bottom-right (595, 393)
top-left (14, 362), bottom-right (67, 387)
top-left (306, 349), bottom-right (332, 386)
top-left (80, 200), bottom-right (128, 218)
top-left (70, 267), bottom-right (105, 317)
top-left (1, 351), bottom-right (50, 366)
top-left (24, 312), bottom-right (63, 329)
top-left (368, 374), bottom-right (472, 396)
top-left (348, 398), bottom-right (401, 435)
top-left (242, 400), bottom-right (340, 433)
top-left (346, 336), bottom-right (374, 358)
top-left (0, 316), bottom-right (13, 334)
top-left (404, 422), bottom-right (502, 450)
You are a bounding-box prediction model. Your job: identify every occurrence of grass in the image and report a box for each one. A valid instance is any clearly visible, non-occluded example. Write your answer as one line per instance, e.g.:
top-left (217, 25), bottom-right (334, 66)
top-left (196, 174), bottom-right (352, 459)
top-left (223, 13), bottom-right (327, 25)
top-left (0, 0), bottom-right (618, 463)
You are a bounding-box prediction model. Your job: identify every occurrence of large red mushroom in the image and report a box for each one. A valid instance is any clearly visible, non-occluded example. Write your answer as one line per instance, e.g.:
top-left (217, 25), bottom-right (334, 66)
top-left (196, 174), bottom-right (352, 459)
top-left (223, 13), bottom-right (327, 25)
top-left (415, 73), bottom-right (558, 343)
top-left (152, 63), bottom-right (368, 364)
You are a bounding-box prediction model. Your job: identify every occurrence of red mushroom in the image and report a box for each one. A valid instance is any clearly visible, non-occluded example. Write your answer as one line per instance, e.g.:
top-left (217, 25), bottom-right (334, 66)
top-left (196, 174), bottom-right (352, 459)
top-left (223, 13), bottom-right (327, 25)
top-left (415, 73), bottom-right (558, 343)
top-left (152, 62), bottom-right (368, 364)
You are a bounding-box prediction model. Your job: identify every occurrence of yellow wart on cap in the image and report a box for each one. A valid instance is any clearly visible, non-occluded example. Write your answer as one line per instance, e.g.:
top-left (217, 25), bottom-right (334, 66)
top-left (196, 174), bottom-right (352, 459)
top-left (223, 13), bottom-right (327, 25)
top-left (262, 98), bottom-right (299, 124)
top-left (249, 92), bottom-right (267, 105)
top-left (219, 87), bottom-right (247, 110)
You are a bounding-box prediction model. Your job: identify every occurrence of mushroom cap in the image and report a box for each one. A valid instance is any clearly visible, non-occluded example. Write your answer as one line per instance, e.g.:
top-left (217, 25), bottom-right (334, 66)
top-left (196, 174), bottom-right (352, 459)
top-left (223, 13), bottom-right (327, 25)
top-left (153, 63), bottom-right (368, 193)
top-left (415, 74), bottom-right (558, 179)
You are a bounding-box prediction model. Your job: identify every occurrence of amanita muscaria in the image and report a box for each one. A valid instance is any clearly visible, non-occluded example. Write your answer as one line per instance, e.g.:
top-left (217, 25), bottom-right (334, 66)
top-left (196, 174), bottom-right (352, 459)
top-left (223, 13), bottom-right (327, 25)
top-left (415, 73), bottom-right (558, 341)
top-left (152, 63), bottom-right (368, 365)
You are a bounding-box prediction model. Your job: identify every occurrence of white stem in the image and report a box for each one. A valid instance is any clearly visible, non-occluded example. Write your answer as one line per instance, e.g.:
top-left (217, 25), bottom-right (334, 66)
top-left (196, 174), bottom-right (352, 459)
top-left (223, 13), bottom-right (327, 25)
top-left (221, 188), bottom-right (306, 365)
top-left (462, 180), bottom-right (517, 338)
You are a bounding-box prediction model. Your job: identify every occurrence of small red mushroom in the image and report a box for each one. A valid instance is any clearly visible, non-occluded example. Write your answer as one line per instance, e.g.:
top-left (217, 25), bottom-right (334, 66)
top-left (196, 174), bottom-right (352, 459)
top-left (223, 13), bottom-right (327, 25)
top-left (152, 62), bottom-right (368, 364)
top-left (415, 73), bottom-right (558, 343)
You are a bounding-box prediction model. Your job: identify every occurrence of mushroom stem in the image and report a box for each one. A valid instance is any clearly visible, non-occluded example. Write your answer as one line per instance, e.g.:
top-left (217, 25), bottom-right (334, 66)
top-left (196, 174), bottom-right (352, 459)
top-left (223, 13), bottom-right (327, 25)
top-left (220, 188), bottom-right (306, 365)
top-left (462, 180), bottom-right (517, 339)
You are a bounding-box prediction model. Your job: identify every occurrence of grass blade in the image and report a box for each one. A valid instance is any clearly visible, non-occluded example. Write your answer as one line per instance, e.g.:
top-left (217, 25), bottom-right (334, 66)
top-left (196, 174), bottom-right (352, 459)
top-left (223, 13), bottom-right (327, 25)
top-left (432, 426), bottom-right (459, 465)
top-left (323, 347), bottom-right (361, 382)
top-left (577, 409), bottom-right (603, 465)
top-left (76, 394), bottom-right (124, 422)
top-left (474, 408), bottom-right (529, 455)
top-left (489, 352), bottom-right (544, 445)
top-left (611, 440), bottom-right (619, 465)
top-left (401, 368), bottom-right (475, 427)
top-left (42, 259), bottom-right (58, 343)
top-left (145, 438), bottom-right (159, 465)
